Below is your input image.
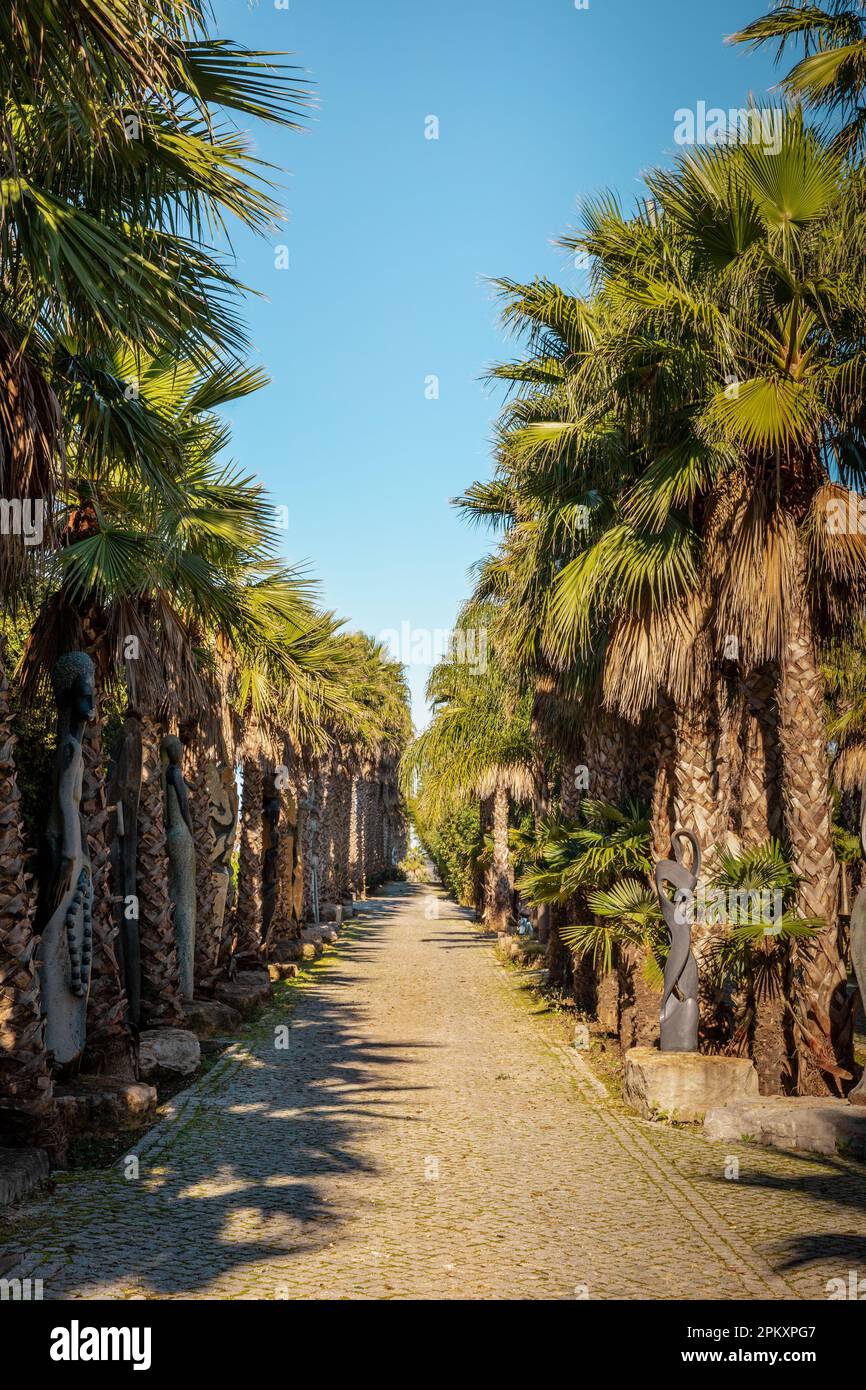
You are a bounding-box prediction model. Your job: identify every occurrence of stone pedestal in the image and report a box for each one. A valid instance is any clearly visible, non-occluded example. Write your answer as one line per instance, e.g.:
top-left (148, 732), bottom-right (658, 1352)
top-left (704, 1097), bottom-right (866, 1158)
top-left (182, 999), bottom-right (242, 1038)
top-left (55, 1078), bottom-right (157, 1136)
top-left (138, 1028), bottom-right (201, 1081)
top-left (624, 1047), bottom-right (759, 1122)
top-left (214, 970), bottom-right (271, 1018)
top-left (268, 961), bottom-right (300, 982)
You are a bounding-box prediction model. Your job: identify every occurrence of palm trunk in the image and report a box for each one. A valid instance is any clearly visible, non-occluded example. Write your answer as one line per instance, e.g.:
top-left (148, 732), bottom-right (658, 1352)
top-left (735, 665), bottom-right (787, 1088)
top-left (235, 750), bottom-right (265, 966)
top-left (486, 779), bottom-right (513, 933)
top-left (0, 659), bottom-right (63, 1159)
top-left (138, 717), bottom-right (183, 1027)
top-left (778, 570), bottom-right (850, 1094)
top-left (737, 664), bottom-right (784, 842)
top-left (751, 971), bottom-right (789, 1096)
top-left (189, 756), bottom-right (220, 995)
top-left (82, 713), bottom-right (136, 1078)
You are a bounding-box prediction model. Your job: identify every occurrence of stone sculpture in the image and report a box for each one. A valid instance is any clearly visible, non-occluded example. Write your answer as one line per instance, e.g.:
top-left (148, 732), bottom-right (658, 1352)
top-left (107, 715), bottom-right (143, 1025)
top-left (35, 652), bottom-right (96, 1067)
top-left (655, 828), bottom-right (701, 1054)
top-left (161, 735), bottom-right (196, 1001)
top-left (848, 774), bottom-right (866, 1105)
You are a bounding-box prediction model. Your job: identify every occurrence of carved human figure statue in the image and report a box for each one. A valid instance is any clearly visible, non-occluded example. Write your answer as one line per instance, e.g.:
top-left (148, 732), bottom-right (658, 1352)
top-left (35, 652), bottom-right (96, 1067)
top-left (655, 829), bottom-right (701, 1053)
top-left (848, 774), bottom-right (866, 1105)
top-left (161, 735), bottom-right (196, 1001)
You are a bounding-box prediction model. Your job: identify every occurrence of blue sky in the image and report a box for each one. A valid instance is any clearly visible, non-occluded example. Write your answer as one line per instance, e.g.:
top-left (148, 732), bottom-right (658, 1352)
top-left (212, 0), bottom-right (780, 727)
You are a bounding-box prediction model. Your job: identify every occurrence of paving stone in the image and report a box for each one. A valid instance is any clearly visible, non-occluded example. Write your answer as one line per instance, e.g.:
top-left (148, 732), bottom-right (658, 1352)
top-left (6, 884), bottom-right (866, 1300)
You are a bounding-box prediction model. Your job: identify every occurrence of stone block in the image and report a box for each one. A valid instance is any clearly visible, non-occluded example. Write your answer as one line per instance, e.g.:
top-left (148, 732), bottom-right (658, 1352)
top-left (138, 1028), bottom-right (201, 1081)
top-left (704, 1097), bottom-right (866, 1158)
top-left (624, 1047), bottom-right (759, 1122)
top-left (55, 1078), bottom-right (157, 1136)
top-left (214, 971), bottom-right (271, 1017)
top-left (182, 999), bottom-right (242, 1038)
top-left (268, 962), bottom-right (300, 982)
top-left (0, 1148), bottom-right (51, 1207)
top-left (270, 938), bottom-right (303, 963)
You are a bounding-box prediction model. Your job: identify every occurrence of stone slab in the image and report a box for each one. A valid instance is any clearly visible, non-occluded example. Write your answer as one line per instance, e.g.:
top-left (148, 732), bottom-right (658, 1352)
top-left (268, 962), bottom-right (300, 982)
top-left (214, 971), bottom-right (271, 1018)
top-left (54, 1079), bottom-right (157, 1136)
top-left (0, 1148), bottom-right (51, 1207)
top-left (138, 1028), bottom-right (201, 1081)
top-left (182, 999), bottom-right (242, 1038)
top-left (624, 1047), bottom-right (759, 1122)
top-left (704, 1097), bottom-right (866, 1158)
top-left (270, 938), bottom-right (303, 963)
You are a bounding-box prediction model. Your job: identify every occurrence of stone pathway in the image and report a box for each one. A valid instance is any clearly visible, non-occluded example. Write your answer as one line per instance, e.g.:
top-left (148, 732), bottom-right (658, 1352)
top-left (5, 884), bottom-right (866, 1299)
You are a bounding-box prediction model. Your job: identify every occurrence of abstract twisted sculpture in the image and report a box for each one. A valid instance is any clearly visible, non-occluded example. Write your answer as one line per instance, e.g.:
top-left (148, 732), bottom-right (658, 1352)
top-left (161, 736), bottom-right (196, 1001)
top-left (655, 829), bottom-right (701, 1054)
top-left (35, 652), bottom-right (96, 1067)
top-left (848, 774), bottom-right (866, 1105)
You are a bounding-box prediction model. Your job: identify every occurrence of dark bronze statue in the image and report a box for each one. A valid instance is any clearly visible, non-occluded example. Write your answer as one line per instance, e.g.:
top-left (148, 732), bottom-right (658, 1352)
top-left (655, 829), bottom-right (701, 1053)
top-left (161, 735), bottom-right (196, 1001)
top-left (36, 652), bottom-right (96, 1067)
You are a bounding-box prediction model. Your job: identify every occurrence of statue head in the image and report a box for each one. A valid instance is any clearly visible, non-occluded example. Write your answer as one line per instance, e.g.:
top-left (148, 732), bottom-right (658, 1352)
top-left (51, 651), bottom-right (96, 724)
top-left (161, 735), bottom-right (183, 767)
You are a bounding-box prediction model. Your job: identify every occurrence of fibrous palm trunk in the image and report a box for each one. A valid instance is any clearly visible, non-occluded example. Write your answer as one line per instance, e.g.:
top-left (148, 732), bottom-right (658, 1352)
top-left (486, 779), bottom-right (513, 933)
top-left (82, 714), bottom-right (136, 1078)
top-left (235, 752), bottom-right (264, 966)
top-left (733, 665), bottom-right (787, 1087)
top-left (138, 717), bottom-right (183, 1027)
top-left (0, 660), bottom-right (63, 1159)
top-left (778, 572), bottom-right (849, 1095)
top-left (189, 756), bottom-right (220, 995)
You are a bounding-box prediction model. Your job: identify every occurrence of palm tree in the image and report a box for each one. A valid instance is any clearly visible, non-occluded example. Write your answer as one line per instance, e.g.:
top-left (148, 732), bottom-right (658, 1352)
top-left (542, 116), bottom-right (866, 1091)
top-left (731, 2), bottom-right (866, 155)
top-left (402, 608), bottom-right (537, 932)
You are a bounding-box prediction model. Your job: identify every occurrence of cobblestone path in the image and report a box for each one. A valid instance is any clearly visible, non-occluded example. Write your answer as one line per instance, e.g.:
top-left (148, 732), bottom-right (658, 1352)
top-left (7, 884), bottom-right (866, 1299)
